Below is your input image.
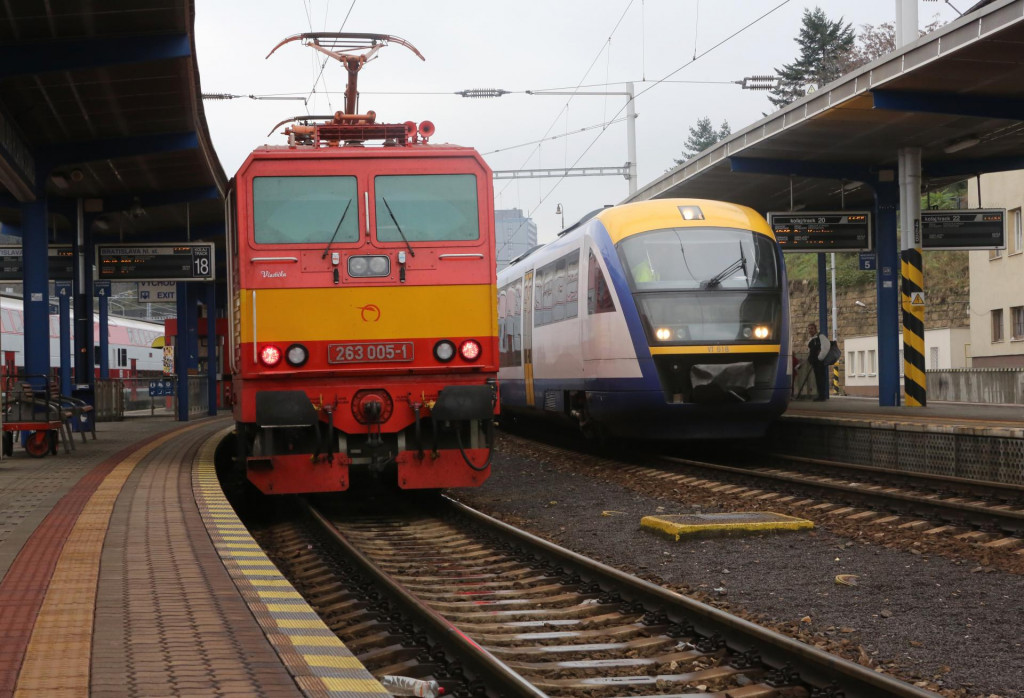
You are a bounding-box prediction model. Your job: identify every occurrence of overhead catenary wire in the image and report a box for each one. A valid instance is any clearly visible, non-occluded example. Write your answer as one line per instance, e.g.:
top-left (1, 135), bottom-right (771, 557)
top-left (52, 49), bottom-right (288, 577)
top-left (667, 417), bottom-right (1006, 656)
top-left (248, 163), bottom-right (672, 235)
top-left (513, 0), bottom-right (793, 241)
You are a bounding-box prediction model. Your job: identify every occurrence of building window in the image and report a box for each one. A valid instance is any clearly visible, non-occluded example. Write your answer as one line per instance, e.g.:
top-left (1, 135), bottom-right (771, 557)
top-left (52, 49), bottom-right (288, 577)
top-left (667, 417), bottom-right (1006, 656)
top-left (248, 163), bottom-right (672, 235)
top-left (857, 350), bottom-right (865, 376)
top-left (1013, 306), bottom-right (1024, 340)
top-left (867, 349), bottom-right (876, 375)
top-left (1012, 208), bottom-right (1023, 254)
top-left (992, 308), bottom-right (1004, 342)
top-left (929, 346), bottom-right (939, 369)
top-left (847, 351), bottom-right (855, 374)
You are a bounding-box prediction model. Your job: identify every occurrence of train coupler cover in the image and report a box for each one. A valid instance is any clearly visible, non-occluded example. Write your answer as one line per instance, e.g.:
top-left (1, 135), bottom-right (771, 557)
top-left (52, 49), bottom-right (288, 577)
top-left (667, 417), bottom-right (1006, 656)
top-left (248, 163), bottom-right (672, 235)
top-left (430, 385), bottom-right (495, 421)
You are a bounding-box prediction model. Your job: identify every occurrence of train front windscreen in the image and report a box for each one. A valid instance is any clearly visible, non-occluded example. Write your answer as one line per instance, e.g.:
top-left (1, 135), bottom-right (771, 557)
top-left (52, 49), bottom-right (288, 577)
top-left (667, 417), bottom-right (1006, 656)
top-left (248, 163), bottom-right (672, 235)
top-left (618, 227), bottom-right (782, 345)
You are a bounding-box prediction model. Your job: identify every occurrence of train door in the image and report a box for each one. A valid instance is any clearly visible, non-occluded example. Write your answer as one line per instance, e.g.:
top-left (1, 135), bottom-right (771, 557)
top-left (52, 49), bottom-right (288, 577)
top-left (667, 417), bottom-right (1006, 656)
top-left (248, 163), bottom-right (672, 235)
top-left (521, 269), bottom-right (535, 406)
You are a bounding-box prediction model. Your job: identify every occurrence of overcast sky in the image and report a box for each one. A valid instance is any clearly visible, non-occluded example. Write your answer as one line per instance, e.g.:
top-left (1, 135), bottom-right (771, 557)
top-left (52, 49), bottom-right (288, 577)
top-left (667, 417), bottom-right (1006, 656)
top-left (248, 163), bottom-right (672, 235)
top-left (194, 1), bottom-right (963, 243)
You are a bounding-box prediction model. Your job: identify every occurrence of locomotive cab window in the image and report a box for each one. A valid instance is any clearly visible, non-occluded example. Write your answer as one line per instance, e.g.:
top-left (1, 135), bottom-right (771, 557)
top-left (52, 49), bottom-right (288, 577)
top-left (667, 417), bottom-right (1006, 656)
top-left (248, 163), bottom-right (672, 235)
top-left (252, 176), bottom-right (358, 245)
top-left (620, 227), bottom-right (778, 291)
top-left (619, 227), bottom-right (782, 345)
top-left (374, 174), bottom-right (479, 242)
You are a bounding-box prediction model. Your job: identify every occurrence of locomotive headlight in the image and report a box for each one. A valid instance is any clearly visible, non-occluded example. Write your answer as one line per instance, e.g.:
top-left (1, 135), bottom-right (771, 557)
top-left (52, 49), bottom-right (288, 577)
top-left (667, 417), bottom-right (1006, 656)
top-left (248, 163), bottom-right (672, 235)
top-left (655, 327), bottom-right (672, 341)
top-left (753, 325), bottom-right (771, 339)
top-left (348, 255), bottom-right (390, 277)
top-left (433, 340), bottom-right (456, 362)
top-left (742, 327), bottom-right (752, 339)
top-left (259, 345), bottom-right (282, 367)
top-left (285, 343), bottom-right (308, 367)
top-left (349, 256), bottom-right (368, 275)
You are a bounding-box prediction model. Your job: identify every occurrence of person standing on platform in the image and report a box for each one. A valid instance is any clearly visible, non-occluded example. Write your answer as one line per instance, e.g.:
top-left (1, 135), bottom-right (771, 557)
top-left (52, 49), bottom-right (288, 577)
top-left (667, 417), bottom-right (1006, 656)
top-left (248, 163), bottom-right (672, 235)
top-left (807, 323), bottom-right (830, 402)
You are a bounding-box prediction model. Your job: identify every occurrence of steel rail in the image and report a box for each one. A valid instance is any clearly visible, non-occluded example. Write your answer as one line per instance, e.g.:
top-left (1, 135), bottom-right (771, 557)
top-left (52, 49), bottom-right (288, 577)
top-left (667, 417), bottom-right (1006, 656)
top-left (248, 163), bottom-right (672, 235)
top-left (443, 496), bottom-right (939, 698)
top-left (657, 454), bottom-right (1024, 535)
top-left (301, 500), bottom-right (547, 698)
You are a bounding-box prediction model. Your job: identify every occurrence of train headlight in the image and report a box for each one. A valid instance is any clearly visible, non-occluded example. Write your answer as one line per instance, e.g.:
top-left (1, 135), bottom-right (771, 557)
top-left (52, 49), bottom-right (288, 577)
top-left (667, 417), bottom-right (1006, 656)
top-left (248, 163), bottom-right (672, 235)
top-left (433, 340), bottom-right (456, 362)
top-left (285, 343), bottom-right (308, 367)
top-left (677, 205), bottom-right (705, 221)
top-left (459, 339), bottom-right (482, 361)
top-left (259, 345), bottom-right (282, 367)
top-left (655, 327), bottom-right (672, 341)
top-left (348, 255), bottom-right (391, 277)
top-left (753, 325), bottom-right (771, 339)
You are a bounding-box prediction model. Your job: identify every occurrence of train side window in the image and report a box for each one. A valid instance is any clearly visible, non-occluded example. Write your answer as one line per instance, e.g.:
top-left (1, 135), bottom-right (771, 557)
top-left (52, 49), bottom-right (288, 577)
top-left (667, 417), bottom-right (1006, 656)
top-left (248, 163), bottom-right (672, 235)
top-left (587, 251), bottom-right (615, 315)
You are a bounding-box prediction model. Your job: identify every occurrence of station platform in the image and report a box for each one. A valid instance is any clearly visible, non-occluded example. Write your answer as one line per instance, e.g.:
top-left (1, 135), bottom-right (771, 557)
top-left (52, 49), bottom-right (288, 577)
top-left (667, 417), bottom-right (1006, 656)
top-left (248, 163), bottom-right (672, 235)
top-left (784, 395), bottom-right (1024, 435)
top-left (0, 415), bottom-right (385, 697)
top-left (771, 396), bottom-right (1024, 485)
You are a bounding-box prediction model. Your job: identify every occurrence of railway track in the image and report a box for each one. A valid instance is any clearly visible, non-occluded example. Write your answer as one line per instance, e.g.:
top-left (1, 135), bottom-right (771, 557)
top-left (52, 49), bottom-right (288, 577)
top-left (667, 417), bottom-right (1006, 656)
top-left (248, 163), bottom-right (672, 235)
top-left (255, 495), bottom-right (939, 698)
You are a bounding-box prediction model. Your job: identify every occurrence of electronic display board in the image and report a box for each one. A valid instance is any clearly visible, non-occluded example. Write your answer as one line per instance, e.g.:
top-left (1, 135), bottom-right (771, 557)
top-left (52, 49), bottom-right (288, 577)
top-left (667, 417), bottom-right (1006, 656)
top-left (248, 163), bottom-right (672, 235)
top-left (0, 245), bottom-right (75, 281)
top-left (921, 209), bottom-right (1005, 250)
top-left (767, 211), bottom-right (872, 252)
top-left (96, 243), bottom-right (215, 281)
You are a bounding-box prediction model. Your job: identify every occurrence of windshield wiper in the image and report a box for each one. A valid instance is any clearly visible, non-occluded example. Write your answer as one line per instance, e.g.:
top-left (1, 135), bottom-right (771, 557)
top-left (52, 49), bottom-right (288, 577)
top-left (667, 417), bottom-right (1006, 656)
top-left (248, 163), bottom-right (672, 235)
top-left (701, 243), bottom-right (749, 289)
top-left (321, 199), bottom-right (352, 259)
top-left (381, 197), bottom-right (416, 258)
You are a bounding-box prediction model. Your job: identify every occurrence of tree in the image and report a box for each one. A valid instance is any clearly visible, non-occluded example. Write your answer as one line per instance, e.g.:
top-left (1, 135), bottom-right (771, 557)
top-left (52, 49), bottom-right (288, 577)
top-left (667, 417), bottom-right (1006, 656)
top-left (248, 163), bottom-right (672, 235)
top-left (768, 7), bottom-right (855, 109)
top-left (846, 17), bottom-right (947, 71)
top-left (673, 117), bottom-right (731, 166)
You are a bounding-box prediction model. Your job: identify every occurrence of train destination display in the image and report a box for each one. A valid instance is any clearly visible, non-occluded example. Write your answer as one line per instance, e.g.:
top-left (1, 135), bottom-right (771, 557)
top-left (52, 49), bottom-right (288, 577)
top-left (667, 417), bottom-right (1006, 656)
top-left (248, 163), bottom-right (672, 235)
top-left (0, 245), bottom-right (74, 281)
top-left (96, 243), bottom-right (215, 281)
top-left (921, 209), bottom-right (1005, 250)
top-left (767, 212), bottom-right (872, 251)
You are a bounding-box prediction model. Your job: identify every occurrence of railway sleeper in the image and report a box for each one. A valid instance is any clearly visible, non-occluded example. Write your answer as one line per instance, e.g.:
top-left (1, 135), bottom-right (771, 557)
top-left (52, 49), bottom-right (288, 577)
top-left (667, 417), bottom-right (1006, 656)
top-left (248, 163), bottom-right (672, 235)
top-left (505, 647), bottom-right (726, 675)
top-left (470, 621), bottom-right (670, 647)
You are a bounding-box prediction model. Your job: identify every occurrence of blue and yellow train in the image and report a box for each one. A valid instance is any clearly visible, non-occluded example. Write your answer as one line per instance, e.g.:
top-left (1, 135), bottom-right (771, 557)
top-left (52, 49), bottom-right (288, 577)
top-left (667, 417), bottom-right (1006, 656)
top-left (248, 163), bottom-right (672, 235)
top-left (497, 198), bottom-right (790, 440)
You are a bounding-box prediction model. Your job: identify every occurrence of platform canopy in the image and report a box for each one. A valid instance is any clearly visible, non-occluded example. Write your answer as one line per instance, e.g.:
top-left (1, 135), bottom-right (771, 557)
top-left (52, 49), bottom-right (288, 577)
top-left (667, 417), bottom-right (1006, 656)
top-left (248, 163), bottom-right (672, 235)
top-left (628, 0), bottom-right (1024, 213)
top-left (0, 0), bottom-right (225, 243)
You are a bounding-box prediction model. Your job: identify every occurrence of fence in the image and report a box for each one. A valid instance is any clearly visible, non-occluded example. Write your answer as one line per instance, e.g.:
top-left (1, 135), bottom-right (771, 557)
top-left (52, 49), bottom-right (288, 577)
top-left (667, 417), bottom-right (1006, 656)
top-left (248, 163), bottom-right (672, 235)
top-left (926, 368), bottom-right (1024, 404)
top-left (95, 375), bottom-right (211, 421)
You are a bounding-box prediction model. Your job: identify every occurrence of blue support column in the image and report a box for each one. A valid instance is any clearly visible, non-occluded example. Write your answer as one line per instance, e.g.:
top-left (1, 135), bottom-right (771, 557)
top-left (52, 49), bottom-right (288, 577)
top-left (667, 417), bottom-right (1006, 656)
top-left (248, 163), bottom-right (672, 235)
top-left (817, 254), bottom-right (828, 334)
top-left (72, 213), bottom-right (95, 387)
top-left (20, 199), bottom-right (49, 388)
top-left (176, 283), bottom-right (189, 421)
top-left (874, 181), bottom-right (902, 406)
top-left (98, 292), bottom-right (109, 379)
top-left (58, 287), bottom-right (72, 396)
top-left (206, 282), bottom-right (218, 416)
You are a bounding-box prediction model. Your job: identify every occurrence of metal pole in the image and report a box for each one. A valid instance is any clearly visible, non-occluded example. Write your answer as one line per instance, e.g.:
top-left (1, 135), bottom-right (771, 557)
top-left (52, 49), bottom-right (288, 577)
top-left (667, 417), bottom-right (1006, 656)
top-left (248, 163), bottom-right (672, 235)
top-left (895, 0), bottom-right (918, 48)
top-left (626, 82), bottom-right (637, 196)
top-left (899, 147), bottom-right (925, 406)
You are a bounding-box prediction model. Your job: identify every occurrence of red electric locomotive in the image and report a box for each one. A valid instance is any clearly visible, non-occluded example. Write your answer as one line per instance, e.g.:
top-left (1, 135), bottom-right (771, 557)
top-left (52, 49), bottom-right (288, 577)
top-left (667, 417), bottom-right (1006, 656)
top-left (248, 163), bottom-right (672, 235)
top-left (225, 34), bottom-right (498, 494)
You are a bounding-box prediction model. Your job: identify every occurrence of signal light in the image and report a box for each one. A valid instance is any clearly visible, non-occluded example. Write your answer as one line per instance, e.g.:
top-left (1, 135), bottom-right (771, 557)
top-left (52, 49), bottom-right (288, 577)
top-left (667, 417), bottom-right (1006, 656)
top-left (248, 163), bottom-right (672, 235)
top-left (459, 339), bottom-right (481, 361)
top-left (259, 345), bottom-right (282, 367)
top-left (434, 340), bottom-right (456, 362)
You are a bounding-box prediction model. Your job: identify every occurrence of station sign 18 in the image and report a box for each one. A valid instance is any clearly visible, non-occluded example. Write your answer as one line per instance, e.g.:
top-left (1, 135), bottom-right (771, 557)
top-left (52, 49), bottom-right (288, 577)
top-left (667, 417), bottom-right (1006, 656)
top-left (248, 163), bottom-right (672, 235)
top-left (148, 379), bottom-right (174, 397)
top-left (768, 211), bottom-right (873, 252)
top-left (95, 243), bottom-right (215, 282)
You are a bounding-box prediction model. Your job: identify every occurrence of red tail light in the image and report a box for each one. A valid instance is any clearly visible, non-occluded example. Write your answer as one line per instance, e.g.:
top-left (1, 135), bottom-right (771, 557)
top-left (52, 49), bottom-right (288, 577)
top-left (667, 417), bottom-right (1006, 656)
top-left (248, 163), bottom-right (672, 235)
top-left (459, 339), bottom-right (481, 361)
top-left (259, 345), bottom-right (282, 366)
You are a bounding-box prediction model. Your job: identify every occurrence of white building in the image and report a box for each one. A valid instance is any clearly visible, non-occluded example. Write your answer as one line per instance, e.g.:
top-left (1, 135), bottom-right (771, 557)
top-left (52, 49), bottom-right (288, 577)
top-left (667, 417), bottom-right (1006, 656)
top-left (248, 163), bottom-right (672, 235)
top-left (968, 171), bottom-right (1024, 367)
top-left (842, 328), bottom-right (971, 397)
top-left (494, 209), bottom-right (537, 271)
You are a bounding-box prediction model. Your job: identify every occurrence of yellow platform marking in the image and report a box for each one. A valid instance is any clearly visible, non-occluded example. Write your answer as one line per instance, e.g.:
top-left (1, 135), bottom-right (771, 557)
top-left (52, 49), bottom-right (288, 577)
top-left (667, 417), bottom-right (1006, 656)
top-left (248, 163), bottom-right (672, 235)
top-left (14, 422), bottom-right (208, 697)
top-left (194, 428), bottom-right (387, 696)
top-left (641, 512), bottom-right (813, 541)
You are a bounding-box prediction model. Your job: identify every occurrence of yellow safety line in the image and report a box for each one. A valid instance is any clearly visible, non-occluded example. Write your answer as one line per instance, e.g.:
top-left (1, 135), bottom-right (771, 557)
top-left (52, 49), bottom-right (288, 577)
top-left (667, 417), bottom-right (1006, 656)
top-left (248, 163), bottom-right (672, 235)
top-left (193, 428), bottom-right (388, 697)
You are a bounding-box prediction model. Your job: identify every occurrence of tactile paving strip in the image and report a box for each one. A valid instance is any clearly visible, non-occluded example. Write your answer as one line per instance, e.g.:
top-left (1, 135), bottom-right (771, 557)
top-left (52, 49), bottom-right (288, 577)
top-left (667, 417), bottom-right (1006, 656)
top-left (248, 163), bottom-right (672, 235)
top-left (192, 428), bottom-right (388, 698)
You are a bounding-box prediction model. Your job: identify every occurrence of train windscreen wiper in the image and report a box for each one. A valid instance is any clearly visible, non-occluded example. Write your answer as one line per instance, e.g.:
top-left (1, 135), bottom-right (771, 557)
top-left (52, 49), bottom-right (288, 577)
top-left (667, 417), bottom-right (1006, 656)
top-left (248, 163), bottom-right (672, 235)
top-left (321, 199), bottom-right (352, 259)
top-left (701, 242), bottom-right (748, 289)
top-left (381, 196), bottom-right (416, 258)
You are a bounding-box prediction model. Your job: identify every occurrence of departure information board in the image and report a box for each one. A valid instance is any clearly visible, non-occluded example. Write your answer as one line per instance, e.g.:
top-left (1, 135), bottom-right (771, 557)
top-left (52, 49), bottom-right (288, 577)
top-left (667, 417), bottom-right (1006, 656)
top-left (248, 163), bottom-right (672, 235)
top-left (767, 212), bottom-right (872, 251)
top-left (921, 209), bottom-right (1005, 250)
top-left (96, 243), bottom-right (215, 281)
top-left (0, 245), bottom-right (74, 280)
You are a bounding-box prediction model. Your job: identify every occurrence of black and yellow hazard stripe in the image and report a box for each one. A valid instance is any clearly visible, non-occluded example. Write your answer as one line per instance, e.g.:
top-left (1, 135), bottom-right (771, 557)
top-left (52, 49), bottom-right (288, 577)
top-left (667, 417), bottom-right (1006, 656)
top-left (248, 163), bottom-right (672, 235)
top-left (832, 364), bottom-right (840, 395)
top-left (901, 248), bottom-right (926, 406)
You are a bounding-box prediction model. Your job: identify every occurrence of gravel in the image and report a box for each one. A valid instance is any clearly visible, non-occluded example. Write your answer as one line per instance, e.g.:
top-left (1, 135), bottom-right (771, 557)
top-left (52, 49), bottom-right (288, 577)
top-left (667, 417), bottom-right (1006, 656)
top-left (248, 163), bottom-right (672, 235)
top-left (450, 434), bottom-right (1024, 698)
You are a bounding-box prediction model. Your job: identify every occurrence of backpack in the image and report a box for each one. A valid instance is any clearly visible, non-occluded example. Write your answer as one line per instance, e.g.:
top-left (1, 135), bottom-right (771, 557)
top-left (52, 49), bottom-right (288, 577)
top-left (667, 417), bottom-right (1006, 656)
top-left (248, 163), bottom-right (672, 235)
top-left (823, 340), bottom-right (841, 365)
